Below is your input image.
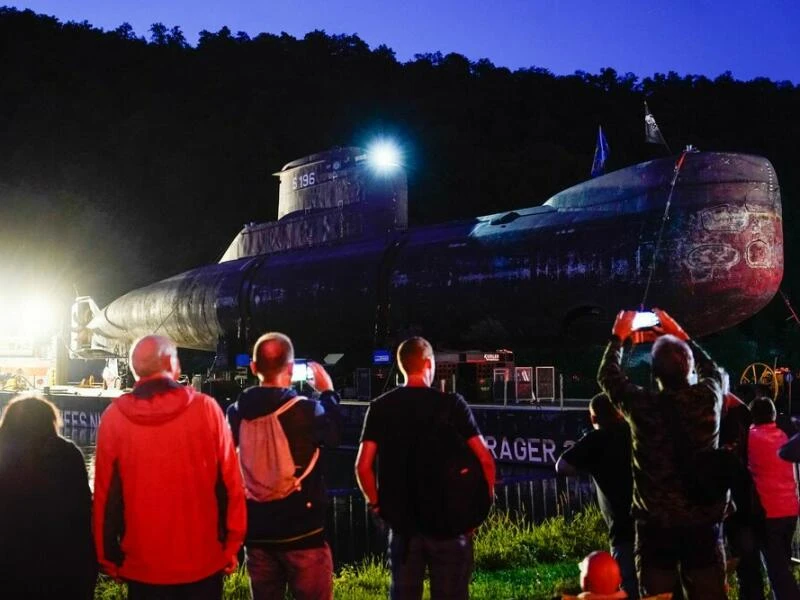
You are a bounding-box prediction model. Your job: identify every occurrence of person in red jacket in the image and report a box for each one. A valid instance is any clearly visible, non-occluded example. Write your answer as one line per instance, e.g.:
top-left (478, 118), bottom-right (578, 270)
top-left (93, 335), bottom-right (246, 599)
top-left (748, 396), bottom-right (800, 600)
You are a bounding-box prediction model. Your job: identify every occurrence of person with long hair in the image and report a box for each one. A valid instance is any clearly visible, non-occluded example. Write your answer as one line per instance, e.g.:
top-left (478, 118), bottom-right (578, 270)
top-left (0, 394), bottom-right (96, 598)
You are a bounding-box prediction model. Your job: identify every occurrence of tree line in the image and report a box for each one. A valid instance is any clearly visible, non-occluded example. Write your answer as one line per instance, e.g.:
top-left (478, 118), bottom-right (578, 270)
top-left (0, 6), bottom-right (798, 365)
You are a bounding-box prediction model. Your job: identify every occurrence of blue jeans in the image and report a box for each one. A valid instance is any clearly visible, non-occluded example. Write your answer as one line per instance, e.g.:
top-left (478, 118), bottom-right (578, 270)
top-left (245, 544), bottom-right (333, 600)
top-left (635, 520), bottom-right (727, 600)
top-left (762, 517), bottom-right (800, 600)
top-left (612, 540), bottom-right (639, 600)
top-left (388, 530), bottom-right (473, 600)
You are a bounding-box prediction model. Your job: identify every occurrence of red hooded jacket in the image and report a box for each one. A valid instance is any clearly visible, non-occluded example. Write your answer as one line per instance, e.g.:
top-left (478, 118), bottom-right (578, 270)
top-left (748, 422), bottom-right (799, 519)
top-left (93, 378), bottom-right (246, 584)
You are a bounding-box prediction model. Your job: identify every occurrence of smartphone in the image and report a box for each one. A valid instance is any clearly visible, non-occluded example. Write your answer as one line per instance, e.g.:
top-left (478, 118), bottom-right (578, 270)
top-left (632, 311), bottom-right (660, 330)
top-left (291, 360), bottom-right (310, 382)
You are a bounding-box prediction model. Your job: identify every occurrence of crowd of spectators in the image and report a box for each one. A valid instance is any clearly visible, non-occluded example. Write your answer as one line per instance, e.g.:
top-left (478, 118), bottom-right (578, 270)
top-left (0, 332), bottom-right (493, 600)
top-left (566, 309), bottom-right (800, 600)
top-left (0, 312), bottom-right (799, 600)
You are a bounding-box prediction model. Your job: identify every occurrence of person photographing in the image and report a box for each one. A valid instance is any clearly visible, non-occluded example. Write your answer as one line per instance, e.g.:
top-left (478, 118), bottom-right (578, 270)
top-left (597, 309), bottom-right (726, 599)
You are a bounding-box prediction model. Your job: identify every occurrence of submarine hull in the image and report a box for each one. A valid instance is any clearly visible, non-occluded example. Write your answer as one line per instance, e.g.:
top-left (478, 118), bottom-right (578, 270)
top-left (87, 151), bottom-right (783, 359)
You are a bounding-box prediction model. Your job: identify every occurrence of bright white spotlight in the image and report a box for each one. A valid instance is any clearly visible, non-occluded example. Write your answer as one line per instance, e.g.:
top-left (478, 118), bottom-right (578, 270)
top-left (367, 140), bottom-right (402, 173)
top-left (0, 299), bottom-right (16, 335)
top-left (19, 297), bottom-right (57, 337)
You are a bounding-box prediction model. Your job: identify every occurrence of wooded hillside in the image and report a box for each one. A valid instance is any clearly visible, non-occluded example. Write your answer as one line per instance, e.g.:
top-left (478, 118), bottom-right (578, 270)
top-left (1, 7), bottom-right (798, 365)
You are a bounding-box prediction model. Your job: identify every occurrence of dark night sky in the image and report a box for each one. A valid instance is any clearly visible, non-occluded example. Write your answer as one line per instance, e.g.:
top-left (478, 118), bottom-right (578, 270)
top-left (11, 0), bottom-right (800, 82)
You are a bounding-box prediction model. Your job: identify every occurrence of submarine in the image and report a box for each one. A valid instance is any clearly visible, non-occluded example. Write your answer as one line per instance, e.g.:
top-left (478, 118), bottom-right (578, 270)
top-left (71, 144), bottom-right (783, 370)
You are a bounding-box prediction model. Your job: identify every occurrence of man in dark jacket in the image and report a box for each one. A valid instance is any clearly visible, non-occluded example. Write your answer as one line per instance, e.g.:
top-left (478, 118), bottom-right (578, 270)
top-left (227, 332), bottom-right (341, 600)
top-left (556, 393), bottom-right (637, 599)
top-left (597, 309), bottom-right (726, 599)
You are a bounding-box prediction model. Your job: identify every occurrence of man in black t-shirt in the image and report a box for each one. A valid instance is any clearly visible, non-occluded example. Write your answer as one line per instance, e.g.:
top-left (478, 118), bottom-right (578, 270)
top-left (355, 336), bottom-right (496, 600)
top-left (556, 393), bottom-right (637, 599)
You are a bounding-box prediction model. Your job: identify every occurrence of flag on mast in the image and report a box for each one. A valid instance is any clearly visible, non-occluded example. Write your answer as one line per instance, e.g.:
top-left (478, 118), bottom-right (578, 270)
top-left (644, 101), bottom-right (671, 153)
top-left (590, 125), bottom-right (610, 178)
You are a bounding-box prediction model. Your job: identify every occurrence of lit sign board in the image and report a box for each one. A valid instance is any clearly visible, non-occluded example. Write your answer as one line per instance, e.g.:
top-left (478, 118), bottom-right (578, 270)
top-left (373, 349), bottom-right (391, 365)
top-left (465, 352), bottom-right (502, 363)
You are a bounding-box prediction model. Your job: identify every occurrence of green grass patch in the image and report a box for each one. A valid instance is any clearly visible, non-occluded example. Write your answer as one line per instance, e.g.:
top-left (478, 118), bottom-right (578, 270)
top-left (94, 506), bottom-right (606, 599)
top-left (335, 556), bottom-right (393, 598)
top-left (333, 561), bottom-right (581, 600)
top-left (474, 503), bottom-right (608, 569)
top-left (94, 575), bottom-right (127, 599)
top-left (222, 567), bottom-right (252, 600)
top-left (470, 563), bottom-right (580, 600)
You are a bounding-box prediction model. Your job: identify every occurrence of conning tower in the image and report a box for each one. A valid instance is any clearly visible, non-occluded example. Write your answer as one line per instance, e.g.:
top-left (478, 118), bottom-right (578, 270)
top-left (220, 147), bottom-right (408, 261)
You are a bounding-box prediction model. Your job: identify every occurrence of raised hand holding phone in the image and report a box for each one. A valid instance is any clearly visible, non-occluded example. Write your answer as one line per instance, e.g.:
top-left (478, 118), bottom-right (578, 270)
top-left (652, 308), bottom-right (689, 341)
top-left (307, 361), bottom-right (334, 392)
top-left (611, 310), bottom-right (638, 341)
top-left (291, 359), bottom-right (311, 383)
top-left (631, 311), bottom-right (659, 330)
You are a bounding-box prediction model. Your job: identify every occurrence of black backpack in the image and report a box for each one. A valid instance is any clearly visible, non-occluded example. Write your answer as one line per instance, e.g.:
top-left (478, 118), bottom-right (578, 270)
top-left (407, 394), bottom-right (493, 537)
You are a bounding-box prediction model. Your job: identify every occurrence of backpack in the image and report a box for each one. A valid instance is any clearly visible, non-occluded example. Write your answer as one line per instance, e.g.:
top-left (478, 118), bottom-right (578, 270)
top-left (407, 394), bottom-right (492, 537)
top-left (238, 397), bottom-right (319, 502)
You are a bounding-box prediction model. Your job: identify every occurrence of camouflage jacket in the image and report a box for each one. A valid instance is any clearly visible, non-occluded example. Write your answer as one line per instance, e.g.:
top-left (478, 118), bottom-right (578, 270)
top-left (597, 337), bottom-right (725, 526)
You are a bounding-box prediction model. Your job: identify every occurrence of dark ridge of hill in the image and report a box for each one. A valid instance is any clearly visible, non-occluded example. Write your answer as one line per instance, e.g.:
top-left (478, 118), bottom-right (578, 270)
top-left (0, 7), bottom-right (799, 366)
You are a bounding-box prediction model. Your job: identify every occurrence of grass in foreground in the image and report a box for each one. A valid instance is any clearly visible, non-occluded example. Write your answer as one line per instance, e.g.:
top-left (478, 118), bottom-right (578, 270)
top-left (96, 562), bottom-right (581, 600)
top-left (94, 506), bottom-right (606, 599)
top-left (335, 559), bottom-right (581, 600)
top-left (474, 505), bottom-right (608, 569)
